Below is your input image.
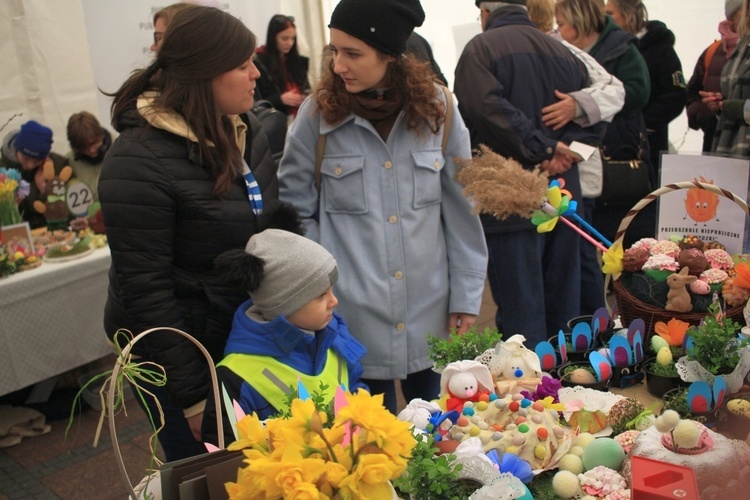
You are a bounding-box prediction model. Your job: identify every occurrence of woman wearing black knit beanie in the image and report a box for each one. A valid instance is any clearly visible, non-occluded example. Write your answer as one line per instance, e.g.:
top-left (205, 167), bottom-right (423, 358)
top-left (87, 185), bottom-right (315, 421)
top-left (278, 0), bottom-right (488, 414)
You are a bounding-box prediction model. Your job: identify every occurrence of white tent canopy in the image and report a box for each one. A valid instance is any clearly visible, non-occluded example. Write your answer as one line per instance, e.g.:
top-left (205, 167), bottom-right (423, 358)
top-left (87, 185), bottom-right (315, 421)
top-left (0, 0), bottom-right (726, 155)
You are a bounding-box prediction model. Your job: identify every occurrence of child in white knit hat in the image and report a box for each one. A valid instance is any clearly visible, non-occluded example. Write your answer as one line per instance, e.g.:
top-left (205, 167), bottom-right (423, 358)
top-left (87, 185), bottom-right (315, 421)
top-left (202, 202), bottom-right (368, 444)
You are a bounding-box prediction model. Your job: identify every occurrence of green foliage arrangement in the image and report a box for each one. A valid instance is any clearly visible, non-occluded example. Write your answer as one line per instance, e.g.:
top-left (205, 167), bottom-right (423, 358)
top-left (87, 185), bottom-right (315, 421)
top-left (645, 358), bottom-right (679, 377)
top-left (427, 326), bottom-right (502, 370)
top-left (662, 388), bottom-right (691, 419)
top-left (392, 430), bottom-right (476, 500)
top-left (686, 301), bottom-right (749, 375)
top-left (277, 382), bottom-right (335, 422)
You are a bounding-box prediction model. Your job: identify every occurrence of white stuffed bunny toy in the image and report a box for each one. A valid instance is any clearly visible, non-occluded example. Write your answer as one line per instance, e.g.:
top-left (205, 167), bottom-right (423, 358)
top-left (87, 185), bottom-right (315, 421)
top-left (494, 334), bottom-right (543, 396)
top-left (440, 360), bottom-right (494, 413)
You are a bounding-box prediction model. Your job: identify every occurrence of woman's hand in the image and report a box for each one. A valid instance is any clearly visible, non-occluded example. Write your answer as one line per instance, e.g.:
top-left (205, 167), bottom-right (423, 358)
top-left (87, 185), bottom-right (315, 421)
top-left (699, 90), bottom-right (723, 112)
top-left (541, 90), bottom-right (577, 130)
top-left (449, 313), bottom-right (477, 335)
top-left (281, 91), bottom-right (305, 107)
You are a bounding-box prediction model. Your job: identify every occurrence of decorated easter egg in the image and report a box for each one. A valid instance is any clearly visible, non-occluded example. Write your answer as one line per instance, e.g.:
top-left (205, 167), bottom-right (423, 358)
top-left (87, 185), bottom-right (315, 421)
top-left (650, 335), bottom-right (669, 353)
top-left (656, 346), bottom-right (673, 366)
top-left (569, 368), bottom-right (596, 385)
top-left (690, 279), bottom-right (710, 295)
top-left (728, 398), bottom-right (750, 418)
top-left (581, 437), bottom-right (626, 471)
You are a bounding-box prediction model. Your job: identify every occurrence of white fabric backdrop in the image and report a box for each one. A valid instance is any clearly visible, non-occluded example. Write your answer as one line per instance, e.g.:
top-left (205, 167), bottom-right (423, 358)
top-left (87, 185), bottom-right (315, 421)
top-left (0, 0), bottom-right (731, 156)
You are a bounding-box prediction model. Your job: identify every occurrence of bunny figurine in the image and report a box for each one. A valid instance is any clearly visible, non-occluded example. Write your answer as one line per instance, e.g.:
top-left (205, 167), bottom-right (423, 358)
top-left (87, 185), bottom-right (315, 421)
top-left (494, 334), bottom-right (543, 396)
top-left (33, 161), bottom-right (73, 231)
top-left (665, 267), bottom-right (697, 312)
top-left (440, 360), bottom-right (494, 413)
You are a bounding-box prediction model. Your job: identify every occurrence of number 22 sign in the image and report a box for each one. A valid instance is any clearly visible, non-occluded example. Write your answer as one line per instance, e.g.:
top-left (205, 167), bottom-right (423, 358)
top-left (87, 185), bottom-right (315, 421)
top-left (66, 179), bottom-right (95, 217)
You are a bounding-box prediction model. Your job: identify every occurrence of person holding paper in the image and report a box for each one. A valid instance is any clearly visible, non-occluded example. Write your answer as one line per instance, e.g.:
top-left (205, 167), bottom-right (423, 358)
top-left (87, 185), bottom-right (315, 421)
top-left (454, 0), bottom-right (607, 347)
top-left (555, 0), bottom-right (653, 248)
top-left (529, 0), bottom-right (626, 315)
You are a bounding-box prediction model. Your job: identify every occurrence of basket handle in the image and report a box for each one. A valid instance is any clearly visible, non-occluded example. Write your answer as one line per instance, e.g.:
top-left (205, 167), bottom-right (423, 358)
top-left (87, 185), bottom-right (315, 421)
top-left (605, 181), bottom-right (750, 318)
top-left (106, 327), bottom-right (225, 499)
top-left (612, 181), bottom-right (750, 247)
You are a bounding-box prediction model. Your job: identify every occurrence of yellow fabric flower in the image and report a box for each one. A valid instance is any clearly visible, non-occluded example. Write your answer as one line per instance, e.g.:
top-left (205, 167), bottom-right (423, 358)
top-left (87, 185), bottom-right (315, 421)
top-left (540, 396), bottom-right (566, 413)
top-left (602, 242), bottom-right (624, 275)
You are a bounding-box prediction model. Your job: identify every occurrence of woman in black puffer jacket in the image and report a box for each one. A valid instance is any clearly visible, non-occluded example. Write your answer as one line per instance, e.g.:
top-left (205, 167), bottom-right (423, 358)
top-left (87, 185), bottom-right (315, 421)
top-left (98, 5), bottom-right (277, 461)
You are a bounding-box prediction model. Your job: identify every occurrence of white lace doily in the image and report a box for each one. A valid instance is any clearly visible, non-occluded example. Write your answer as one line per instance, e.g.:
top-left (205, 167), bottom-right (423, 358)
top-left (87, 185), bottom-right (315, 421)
top-left (467, 470), bottom-right (526, 500)
top-left (475, 347), bottom-right (501, 376)
top-left (558, 386), bottom-right (625, 416)
top-left (558, 387), bottom-right (626, 437)
top-left (675, 346), bottom-right (750, 393)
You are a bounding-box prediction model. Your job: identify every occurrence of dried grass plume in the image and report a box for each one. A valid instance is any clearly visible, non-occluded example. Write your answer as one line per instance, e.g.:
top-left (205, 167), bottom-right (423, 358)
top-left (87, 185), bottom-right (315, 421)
top-left (455, 145), bottom-right (549, 220)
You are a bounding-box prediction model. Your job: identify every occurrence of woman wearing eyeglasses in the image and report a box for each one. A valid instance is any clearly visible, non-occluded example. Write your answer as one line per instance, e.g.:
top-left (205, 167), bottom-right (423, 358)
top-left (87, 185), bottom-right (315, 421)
top-left (255, 14), bottom-right (311, 118)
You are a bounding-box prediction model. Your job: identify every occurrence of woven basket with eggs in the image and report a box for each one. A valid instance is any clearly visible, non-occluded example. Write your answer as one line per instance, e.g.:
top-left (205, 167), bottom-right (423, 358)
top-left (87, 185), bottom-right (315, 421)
top-left (609, 182), bottom-right (750, 337)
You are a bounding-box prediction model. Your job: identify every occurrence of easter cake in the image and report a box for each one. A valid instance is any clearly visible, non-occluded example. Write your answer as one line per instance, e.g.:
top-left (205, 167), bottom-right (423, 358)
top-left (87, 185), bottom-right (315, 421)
top-left (445, 394), bottom-right (573, 471)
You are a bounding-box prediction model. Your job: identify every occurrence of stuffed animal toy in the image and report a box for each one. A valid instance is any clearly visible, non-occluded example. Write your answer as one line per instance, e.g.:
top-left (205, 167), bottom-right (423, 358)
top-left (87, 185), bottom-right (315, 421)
top-left (440, 360), bottom-right (494, 413)
top-left (665, 267), bottom-right (697, 312)
top-left (33, 161), bottom-right (73, 231)
top-left (493, 334), bottom-right (543, 396)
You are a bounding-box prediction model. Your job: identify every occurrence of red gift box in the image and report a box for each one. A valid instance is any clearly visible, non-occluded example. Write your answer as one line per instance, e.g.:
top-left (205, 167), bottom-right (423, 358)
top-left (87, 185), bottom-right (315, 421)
top-left (630, 455), bottom-right (699, 499)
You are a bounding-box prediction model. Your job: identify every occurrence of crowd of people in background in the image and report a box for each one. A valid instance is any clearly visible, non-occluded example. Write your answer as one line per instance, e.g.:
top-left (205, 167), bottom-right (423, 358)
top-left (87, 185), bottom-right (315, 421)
top-left (8, 0), bottom-right (750, 461)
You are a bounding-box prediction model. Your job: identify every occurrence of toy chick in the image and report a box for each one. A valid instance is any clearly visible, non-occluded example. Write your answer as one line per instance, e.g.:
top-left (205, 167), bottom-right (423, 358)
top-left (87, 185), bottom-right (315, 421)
top-left (493, 334), bottom-right (543, 396)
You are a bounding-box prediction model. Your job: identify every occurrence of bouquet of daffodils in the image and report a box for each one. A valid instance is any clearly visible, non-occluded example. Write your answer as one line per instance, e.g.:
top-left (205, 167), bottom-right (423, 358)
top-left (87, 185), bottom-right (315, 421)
top-left (0, 167), bottom-right (30, 226)
top-left (226, 389), bottom-right (416, 499)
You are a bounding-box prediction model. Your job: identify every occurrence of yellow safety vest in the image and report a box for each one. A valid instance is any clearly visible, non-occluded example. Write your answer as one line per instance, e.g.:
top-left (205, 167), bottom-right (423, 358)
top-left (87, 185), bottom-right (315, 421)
top-left (218, 349), bottom-right (348, 413)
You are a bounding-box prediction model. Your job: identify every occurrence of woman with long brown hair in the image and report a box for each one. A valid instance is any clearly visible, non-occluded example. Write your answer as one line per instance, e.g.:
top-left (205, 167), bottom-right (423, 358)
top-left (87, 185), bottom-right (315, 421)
top-left (99, 5), bottom-right (278, 460)
top-left (254, 14), bottom-right (310, 117)
top-left (278, 0), bottom-right (487, 414)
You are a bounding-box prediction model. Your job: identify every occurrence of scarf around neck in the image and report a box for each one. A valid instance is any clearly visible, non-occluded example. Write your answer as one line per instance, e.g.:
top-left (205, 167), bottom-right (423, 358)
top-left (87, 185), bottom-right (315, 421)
top-left (347, 89), bottom-right (403, 142)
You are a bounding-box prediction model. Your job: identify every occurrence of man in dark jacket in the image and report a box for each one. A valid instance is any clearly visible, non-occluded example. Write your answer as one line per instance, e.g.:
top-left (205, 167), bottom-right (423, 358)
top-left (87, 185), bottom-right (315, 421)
top-left (454, 0), bottom-right (607, 346)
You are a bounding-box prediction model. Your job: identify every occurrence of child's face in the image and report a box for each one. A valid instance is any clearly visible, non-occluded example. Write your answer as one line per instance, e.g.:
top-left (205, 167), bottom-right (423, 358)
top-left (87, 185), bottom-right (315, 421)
top-left (286, 287), bottom-right (338, 331)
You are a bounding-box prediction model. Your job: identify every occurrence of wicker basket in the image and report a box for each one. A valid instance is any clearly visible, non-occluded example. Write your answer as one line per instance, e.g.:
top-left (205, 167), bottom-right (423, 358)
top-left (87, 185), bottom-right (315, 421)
top-left (610, 181), bottom-right (749, 338)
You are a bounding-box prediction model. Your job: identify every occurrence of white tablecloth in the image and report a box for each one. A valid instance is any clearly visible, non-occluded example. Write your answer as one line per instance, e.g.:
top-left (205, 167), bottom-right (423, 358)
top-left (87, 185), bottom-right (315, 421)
top-left (0, 246), bottom-right (112, 396)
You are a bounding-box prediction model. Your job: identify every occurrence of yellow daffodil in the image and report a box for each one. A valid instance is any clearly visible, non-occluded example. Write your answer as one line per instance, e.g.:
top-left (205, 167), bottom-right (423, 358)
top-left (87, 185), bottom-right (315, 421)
top-left (227, 412), bottom-right (268, 452)
top-left (602, 242), bottom-right (624, 276)
top-left (227, 390), bottom-right (412, 499)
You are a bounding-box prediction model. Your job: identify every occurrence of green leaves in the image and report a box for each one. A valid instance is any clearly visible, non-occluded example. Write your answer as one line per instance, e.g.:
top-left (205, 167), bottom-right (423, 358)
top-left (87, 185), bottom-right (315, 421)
top-left (428, 326), bottom-right (502, 370)
top-left (392, 432), bottom-right (471, 500)
top-left (686, 301), bottom-right (749, 375)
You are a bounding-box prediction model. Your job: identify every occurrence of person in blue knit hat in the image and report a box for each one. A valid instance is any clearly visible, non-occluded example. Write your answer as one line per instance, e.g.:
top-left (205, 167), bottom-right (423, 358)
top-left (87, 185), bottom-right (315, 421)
top-left (0, 119), bottom-right (70, 228)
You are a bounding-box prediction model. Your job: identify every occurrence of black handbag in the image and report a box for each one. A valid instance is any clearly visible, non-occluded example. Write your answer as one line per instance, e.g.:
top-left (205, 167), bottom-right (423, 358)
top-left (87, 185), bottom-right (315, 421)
top-left (599, 141), bottom-right (653, 207)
